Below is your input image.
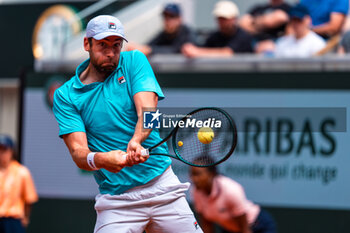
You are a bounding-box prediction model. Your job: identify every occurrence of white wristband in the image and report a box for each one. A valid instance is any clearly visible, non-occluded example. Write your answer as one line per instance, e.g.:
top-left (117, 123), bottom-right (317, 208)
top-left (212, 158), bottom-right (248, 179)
top-left (87, 152), bottom-right (98, 170)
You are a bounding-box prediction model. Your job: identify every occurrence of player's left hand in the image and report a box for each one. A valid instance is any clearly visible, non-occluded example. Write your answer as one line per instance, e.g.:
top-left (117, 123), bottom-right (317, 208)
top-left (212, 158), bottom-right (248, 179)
top-left (126, 139), bottom-right (149, 166)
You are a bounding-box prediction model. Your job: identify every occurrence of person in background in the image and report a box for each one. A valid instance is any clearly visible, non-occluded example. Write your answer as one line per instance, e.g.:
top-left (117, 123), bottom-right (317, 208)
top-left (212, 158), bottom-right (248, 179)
top-left (239, 0), bottom-right (291, 53)
top-left (338, 30), bottom-right (350, 54)
top-left (190, 162), bottom-right (276, 233)
top-left (274, 4), bottom-right (326, 58)
top-left (301, 0), bottom-right (349, 39)
top-left (126, 3), bottom-right (195, 56)
top-left (182, 0), bottom-right (253, 58)
top-left (0, 135), bottom-right (38, 233)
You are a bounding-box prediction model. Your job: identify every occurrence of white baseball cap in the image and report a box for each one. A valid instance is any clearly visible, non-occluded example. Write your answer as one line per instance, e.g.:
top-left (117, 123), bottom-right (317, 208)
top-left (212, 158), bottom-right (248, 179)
top-left (213, 1), bottom-right (240, 19)
top-left (86, 15), bottom-right (128, 42)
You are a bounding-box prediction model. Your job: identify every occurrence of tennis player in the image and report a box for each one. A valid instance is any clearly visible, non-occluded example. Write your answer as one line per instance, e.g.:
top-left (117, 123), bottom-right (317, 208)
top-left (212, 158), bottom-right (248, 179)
top-left (53, 15), bottom-right (202, 233)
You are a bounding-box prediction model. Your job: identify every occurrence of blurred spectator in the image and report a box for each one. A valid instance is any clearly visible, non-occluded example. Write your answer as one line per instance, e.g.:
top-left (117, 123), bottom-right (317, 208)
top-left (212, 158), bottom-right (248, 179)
top-left (190, 164), bottom-right (276, 233)
top-left (239, 0), bottom-right (291, 53)
top-left (338, 30), bottom-right (350, 54)
top-left (274, 4), bottom-right (326, 58)
top-left (301, 0), bottom-right (349, 39)
top-left (182, 0), bottom-right (253, 58)
top-left (0, 135), bottom-right (38, 233)
top-left (126, 3), bottom-right (195, 56)
top-left (341, 13), bottom-right (350, 32)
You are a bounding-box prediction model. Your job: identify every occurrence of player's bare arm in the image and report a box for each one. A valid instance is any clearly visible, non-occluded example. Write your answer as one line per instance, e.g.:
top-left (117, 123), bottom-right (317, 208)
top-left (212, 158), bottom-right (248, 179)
top-left (63, 131), bottom-right (129, 172)
top-left (126, 92), bottom-right (158, 164)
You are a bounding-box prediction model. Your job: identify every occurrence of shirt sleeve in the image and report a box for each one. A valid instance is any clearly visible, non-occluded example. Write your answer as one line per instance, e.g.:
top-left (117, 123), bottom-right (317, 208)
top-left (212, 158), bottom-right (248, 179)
top-left (53, 88), bottom-right (86, 137)
top-left (332, 0), bottom-right (349, 15)
top-left (129, 50), bottom-right (165, 100)
top-left (21, 167), bottom-right (38, 204)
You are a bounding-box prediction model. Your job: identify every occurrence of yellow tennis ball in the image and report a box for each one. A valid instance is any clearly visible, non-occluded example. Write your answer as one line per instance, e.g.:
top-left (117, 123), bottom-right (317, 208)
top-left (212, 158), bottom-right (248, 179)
top-left (197, 127), bottom-right (214, 144)
top-left (178, 141), bottom-right (183, 147)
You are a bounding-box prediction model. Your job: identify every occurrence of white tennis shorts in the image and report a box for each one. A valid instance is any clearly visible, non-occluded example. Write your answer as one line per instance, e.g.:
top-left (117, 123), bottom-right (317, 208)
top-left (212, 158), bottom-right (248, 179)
top-left (94, 167), bottom-right (203, 233)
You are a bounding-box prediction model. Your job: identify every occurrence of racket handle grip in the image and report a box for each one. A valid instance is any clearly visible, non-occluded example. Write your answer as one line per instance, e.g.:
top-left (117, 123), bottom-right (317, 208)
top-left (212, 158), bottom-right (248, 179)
top-left (141, 149), bottom-right (149, 156)
top-left (122, 149), bottom-right (149, 160)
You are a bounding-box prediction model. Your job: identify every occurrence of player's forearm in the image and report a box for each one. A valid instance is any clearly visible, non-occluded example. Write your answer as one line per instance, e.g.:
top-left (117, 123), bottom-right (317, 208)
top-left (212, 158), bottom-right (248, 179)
top-left (131, 116), bottom-right (152, 144)
top-left (132, 92), bottom-right (158, 144)
top-left (70, 148), bottom-right (125, 172)
top-left (63, 132), bottom-right (112, 171)
top-left (69, 147), bottom-right (98, 171)
top-left (65, 142), bottom-right (106, 171)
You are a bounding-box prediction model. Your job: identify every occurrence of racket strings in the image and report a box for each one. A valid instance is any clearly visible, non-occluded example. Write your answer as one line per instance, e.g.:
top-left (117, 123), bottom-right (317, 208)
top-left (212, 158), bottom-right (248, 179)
top-left (174, 109), bottom-right (235, 166)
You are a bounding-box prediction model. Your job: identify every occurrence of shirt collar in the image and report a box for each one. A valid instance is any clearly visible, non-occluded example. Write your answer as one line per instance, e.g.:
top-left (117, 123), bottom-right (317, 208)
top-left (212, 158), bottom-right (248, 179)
top-left (73, 54), bottom-right (123, 89)
top-left (73, 59), bottom-right (89, 89)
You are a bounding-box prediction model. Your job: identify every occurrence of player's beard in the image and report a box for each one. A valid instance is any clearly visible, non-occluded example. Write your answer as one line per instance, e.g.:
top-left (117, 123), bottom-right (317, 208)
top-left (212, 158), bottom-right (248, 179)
top-left (90, 53), bottom-right (118, 78)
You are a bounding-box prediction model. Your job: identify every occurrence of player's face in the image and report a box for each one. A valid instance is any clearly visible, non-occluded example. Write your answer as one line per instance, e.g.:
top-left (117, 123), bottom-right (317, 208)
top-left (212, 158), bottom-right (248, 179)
top-left (217, 17), bottom-right (236, 35)
top-left (190, 166), bottom-right (213, 191)
top-left (0, 146), bottom-right (12, 168)
top-left (163, 13), bottom-right (181, 34)
top-left (85, 36), bottom-right (123, 75)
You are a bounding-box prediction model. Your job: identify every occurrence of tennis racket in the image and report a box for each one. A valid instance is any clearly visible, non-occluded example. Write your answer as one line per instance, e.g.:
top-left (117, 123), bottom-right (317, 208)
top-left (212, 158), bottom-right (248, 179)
top-left (125, 107), bottom-right (237, 167)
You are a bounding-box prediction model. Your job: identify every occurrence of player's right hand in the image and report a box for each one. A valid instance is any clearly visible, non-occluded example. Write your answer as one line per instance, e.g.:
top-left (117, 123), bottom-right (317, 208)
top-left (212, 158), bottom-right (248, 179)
top-left (100, 150), bottom-right (128, 173)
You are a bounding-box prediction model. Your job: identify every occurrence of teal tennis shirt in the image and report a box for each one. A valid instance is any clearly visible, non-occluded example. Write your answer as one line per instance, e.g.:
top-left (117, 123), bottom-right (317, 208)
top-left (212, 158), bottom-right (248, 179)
top-left (53, 50), bottom-right (171, 195)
